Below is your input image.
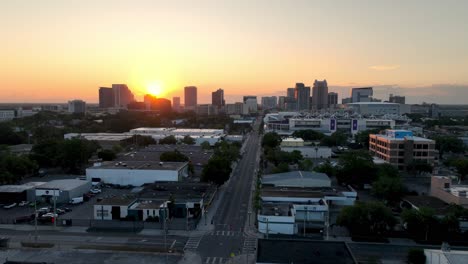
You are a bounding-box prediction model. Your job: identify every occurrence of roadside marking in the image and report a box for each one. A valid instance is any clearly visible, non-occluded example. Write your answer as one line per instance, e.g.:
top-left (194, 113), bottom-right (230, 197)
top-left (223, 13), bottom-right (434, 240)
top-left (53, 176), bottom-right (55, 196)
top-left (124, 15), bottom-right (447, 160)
top-left (170, 240), bottom-right (176, 249)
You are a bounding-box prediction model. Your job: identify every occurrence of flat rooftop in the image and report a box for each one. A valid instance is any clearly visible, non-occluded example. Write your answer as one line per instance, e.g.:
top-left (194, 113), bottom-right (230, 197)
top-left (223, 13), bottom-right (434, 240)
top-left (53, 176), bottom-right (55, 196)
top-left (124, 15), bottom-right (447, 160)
top-left (36, 179), bottom-right (89, 191)
top-left (372, 134), bottom-right (434, 142)
top-left (261, 203), bottom-right (291, 216)
top-left (0, 182), bottom-right (46, 193)
top-left (139, 182), bottom-right (215, 202)
top-left (261, 186), bottom-right (348, 199)
top-left (132, 199), bottom-right (166, 210)
top-left (262, 171), bottom-right (331, 188)
top-left (117, 145), bottom-right (213, 165)
top-left (89, 161), bottom-right (187, 171)
top-left (96, 197), bottom-right (137, 206)
top-left (256, 239), bottom-right (356, 264)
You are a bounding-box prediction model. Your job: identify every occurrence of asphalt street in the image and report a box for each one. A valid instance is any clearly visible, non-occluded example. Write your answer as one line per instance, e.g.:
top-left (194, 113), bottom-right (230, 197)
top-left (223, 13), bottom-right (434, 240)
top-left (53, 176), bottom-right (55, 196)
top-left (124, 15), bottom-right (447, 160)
top-left (195, 118), bottom-right (261, 262)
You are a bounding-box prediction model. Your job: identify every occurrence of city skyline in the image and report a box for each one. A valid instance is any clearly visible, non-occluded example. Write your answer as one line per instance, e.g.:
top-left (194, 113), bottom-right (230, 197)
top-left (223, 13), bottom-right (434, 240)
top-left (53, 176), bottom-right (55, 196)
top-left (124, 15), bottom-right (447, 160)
top-left (1, 0), bottom-right (468, 104)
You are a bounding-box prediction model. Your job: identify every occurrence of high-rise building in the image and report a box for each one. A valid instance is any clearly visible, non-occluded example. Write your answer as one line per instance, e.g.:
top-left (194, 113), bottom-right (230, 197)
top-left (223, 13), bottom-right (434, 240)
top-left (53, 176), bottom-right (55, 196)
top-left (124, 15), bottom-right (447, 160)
top-left (68, 100), bottom-right (86, 113)
top-left (351, 87), bottom-right (373, 103)
top-left (184, 86), bottom-right (197, 110)
top-left (261, 96), bottom-right (278, 110)
top-left (211, 89), bottom-right (225, 108)
top-left (144, 94), bottom-right (171, 113)
top-left (243, 96), bottom-right (258, 113)
top-left (328, 92), bottom-right (338, 108)
top-left (389, 94), bottom-right (406, 104)
top-left (112, 84), bottom-right (135, 108)
top-left (226, 102), bottom-right (244, 115)
top-left (287, 88), bottom-right (295, 99)
top-left (173, 97), bottom-right (181, 112)
top-left (278, 96), bottom-right (286, 110)
top-left (99, 87), bottom-right (114, 108)
top-left (312, 80), bottom-right (328, 110)
top-left (294, 83), bottom-right (311, 111)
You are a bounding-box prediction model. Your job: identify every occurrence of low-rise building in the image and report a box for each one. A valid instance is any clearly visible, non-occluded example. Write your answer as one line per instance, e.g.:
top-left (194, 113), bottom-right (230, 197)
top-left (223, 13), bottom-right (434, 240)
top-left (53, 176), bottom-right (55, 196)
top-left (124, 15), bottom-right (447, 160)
top-left (0, 182), bottom-right (46, 203)
top-left (424, 249), bottom-right (468, 264)
top-left (35, 179), bottom-right (92, 204)
top-left (430, 176), bottom-right (468, 208)
top-left (369, 129), bottom-right (436, 170)
top-left (280, 137), bottom-right (304, 147)
top-left (281, 146), bottom-right (332, 159)
top-left (86, 161), bottom-right (188, 186)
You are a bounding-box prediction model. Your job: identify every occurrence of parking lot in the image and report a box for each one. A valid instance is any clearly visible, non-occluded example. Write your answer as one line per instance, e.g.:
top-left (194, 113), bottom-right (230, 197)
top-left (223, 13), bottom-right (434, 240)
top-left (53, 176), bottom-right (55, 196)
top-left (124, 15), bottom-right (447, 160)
top-left (0, 186), bottom-right (133, 225)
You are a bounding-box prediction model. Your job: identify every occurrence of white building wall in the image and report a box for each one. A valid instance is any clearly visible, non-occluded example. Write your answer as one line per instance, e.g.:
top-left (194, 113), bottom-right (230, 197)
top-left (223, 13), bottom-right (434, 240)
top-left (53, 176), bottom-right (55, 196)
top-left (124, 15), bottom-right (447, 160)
top-left (94, 205), bottom-right (113, 220)
top-left (257, 215), bottom-right (295, 235)
top-left (86, 168), bottom-right (179, 186)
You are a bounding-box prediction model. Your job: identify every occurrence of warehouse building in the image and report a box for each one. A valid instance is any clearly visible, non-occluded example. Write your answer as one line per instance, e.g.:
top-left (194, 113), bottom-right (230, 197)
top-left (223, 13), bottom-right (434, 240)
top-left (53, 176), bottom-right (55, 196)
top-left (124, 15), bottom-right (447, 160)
top-left (0, 182), bottom-right (45, 203)
top-left (86, 161), bottom-right (189, 186)
top-left (35, 179), bottom-right (92, 204)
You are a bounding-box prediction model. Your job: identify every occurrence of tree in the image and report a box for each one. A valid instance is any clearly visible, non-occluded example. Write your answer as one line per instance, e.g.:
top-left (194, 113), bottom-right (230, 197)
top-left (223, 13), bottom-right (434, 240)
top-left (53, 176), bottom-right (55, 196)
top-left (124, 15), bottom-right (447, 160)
top-left (433, 136), bottom-right (465, 159)
top-left (292, 130), bottom-right (325, 141)
top-left (98, 149), bottom-right (117, 161)
top-left (130, 135), bottom-right (157, 147)
top-left (401, 207), bottom-right (437, 241)
top-left (272, 162), bottom-right (290, 173)
top-left (201, 156), bottom-right (232, 185)
top-left (262, 132), bottom-right (282, 149)
top-left (0, 123), bottom-right (26, 145)
top-left (407, 248), bottom-right (426, 264)
top-left (160, 150), bottom-right (189, 162)
top-left (214, 141), bottom-right (241, 162)
top-left (0, 154), bottom-right (37, 184)
top-left (452, 158), bottom-right (468, 182)
top-left (320, 131), bottom-right (348, 147)
top-left (299, 159), bottom-right (314, 171)
top-left (30, 139), bottom-right (62, 167)
top-left (200, 141), bottom-right (211, 150)
top-left (314, 161), bottom-right (335, 176)
top-left (354, 129), bottom-right (382, 149)
top-left (371, 176), bottom-right (404, 203)
top-left (407, 160), bottom-right (433, 176)
top-left (336, 150), bottom-right (377, 185)
top-left (159, 135), bottom-right (177, 145)
top-left (376, 163), bottom-right (400, 179)
top-left (336, 201), bottom-right (396, 236)
top-left (59, 139), bottom-right (99, 173)
top-left (181, 135), bottom-right (196, 145)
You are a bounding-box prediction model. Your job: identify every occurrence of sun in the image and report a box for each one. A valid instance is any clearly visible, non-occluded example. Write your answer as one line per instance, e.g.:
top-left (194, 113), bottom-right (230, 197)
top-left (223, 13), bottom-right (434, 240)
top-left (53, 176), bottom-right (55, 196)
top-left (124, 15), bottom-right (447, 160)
top-left (147, 83), bottom-right (163, 97)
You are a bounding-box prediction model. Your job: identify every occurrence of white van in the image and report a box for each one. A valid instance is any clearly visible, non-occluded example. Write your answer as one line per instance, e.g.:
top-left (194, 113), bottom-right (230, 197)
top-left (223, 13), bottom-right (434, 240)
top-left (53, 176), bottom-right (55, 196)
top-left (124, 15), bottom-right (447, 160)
top-left (69, 197), bottom-right (84, 204)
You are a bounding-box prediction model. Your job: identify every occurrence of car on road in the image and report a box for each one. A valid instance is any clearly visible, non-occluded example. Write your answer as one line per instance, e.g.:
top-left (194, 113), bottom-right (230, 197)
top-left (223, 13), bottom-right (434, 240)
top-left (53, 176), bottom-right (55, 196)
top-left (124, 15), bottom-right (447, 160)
top-left (3, 203), bottom-right (17, 209)
top-left (60, 207), bottom-right (72, 212)
top-left (37, 207), bottom-right (51, 214)
top-left (56, 208), bottom-right (65, 215)
top-left (18, 201), bottom-right (29, 207)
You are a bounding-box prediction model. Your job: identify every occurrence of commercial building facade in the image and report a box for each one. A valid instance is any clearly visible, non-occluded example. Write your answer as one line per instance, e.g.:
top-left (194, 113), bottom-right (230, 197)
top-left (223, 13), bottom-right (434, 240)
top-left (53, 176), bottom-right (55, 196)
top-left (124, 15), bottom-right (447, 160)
top-left (68, 100), bottom-right (86, 113)
top-left (351, 87), bottom-right (373, 103)
top-left (369, 130), bottom-right (436, 170)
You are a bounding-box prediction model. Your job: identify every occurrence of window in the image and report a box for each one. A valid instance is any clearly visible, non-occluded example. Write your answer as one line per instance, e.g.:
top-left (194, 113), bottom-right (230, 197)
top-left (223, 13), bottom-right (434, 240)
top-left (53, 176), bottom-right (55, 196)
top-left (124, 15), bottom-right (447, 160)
top-left (399, 144), bottom-right (404, 149)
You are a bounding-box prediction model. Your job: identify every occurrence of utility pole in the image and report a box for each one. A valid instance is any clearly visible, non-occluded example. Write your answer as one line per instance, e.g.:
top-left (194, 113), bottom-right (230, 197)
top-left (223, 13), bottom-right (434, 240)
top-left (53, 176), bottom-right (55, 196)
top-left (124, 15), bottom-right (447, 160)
top-left (34, 194), bottom-right (38, 241)
top-left (303, 206), bottom-right (307, 236)
top-left (164, 204), bottom-right (168, 264)
top-left (53, 189), bottom-right (57, 228)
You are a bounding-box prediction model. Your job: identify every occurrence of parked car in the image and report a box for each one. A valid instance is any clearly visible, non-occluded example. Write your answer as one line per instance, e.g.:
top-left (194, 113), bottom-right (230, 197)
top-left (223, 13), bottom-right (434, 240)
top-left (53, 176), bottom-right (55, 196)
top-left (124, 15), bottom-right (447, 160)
top-left (29, 201), bottom-right (39, 207)
top-left (61, 207), bottom-right (72, 212)
top-left (14, 214), bottom-right (35, 224)
top-left (69, 197), bottom-right (84, 204)
top-left (37, 207), bottom-right (51, 214)
top-left (56, 208), bottom-right (65, 215)
top-left (18, 201), bottom-right (29, 207)
top-left (41, 213), bottom-right (58, 218)
top-left (3, 203), bottom-right (17, 209)
top-left (90, 188), bottom-right (101, 194)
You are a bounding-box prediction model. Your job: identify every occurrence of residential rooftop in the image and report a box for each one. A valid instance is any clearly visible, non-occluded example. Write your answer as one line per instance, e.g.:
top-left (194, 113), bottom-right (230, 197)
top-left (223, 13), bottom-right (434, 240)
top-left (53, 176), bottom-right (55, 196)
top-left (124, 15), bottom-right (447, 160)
top-left (402, 195), bottom-right (451, 215)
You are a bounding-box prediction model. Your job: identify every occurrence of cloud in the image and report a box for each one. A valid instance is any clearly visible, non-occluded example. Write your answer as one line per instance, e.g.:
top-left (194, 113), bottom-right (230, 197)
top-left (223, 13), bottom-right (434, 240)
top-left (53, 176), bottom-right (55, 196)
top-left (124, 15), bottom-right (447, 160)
top-left (369, 65), bottom-right (400, 71)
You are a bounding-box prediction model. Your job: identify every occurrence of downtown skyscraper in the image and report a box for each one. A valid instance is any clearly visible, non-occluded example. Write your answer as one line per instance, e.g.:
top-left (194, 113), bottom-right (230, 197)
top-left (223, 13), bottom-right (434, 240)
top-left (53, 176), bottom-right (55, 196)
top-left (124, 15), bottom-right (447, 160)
top-left (184, 86), bottom-right (197, 110)
top-left (312, 80), bottom-right (328, 110)
top-left (294, 83), bottom-right (311, 111)
top-left (211, 88), bottom-right (225, 108)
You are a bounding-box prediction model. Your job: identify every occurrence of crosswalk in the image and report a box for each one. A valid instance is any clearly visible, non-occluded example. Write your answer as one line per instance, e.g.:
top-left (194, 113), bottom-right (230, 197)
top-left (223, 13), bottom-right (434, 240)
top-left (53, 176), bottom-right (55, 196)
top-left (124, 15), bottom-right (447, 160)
top-left (242, 236), bottom-right (257, 254)
top-left (203, 257), bottom-right (228, 264)
top-left (183, 234), bottom-right (203, 251)
top-left (208, 230), bottom-right (242, 236)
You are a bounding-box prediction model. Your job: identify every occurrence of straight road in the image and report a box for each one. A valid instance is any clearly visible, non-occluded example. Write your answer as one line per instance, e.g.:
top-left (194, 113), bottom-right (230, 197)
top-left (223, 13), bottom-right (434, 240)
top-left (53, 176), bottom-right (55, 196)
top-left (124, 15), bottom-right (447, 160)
top-left (196, 118), bottom-right (261, 262)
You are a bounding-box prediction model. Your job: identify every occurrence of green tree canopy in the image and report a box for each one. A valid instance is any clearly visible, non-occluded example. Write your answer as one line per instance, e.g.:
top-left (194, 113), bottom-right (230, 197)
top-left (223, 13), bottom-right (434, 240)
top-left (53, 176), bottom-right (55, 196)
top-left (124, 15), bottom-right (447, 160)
top-left (201, 156), bottom-right (232, 185)
top-left (354, 129), bottom-right (382, 149)
top-left (159, 135), bottom-right (177, 145)
top-left (292, 130), bottom-right (325, 141)
top-left (401, 207), bottom-right (437, 241)
top-left (181, 135), bottom-right (196, 145)
top-left (98, 149), bottom-right (117, 161)
top-left (262, 132), bottom-right (282, 149)
top-left (433, 136), bottom-right (465, 158)
top-left (160, 150), bottom-right (189, 162)
top-left (336, 201), bottom-right (397, 236)
top-left (200, 141), bottom-right (211, 150)
top-left (320, 131), bottom-right (348, 147)
top-left (336, 150), bottom-right (377, 185)
top-left (371, 175), bottom-right (404, 203)
top-left (452, 158), bottom-right (468, 182)
top-left (272, 162), bottom-right (290, 173)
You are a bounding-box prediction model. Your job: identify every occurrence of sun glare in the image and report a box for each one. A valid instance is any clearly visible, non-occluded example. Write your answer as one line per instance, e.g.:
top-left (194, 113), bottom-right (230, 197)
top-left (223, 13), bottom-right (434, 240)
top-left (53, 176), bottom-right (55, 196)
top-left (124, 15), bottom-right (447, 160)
top-left (147, 83), bottom-right (163, 96)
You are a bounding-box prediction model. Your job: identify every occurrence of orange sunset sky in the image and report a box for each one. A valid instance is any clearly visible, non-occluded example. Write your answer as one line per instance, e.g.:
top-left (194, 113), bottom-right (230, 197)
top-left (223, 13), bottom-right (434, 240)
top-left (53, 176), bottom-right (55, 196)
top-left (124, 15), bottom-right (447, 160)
top-left (1, 0), bottom-right (468, 104)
